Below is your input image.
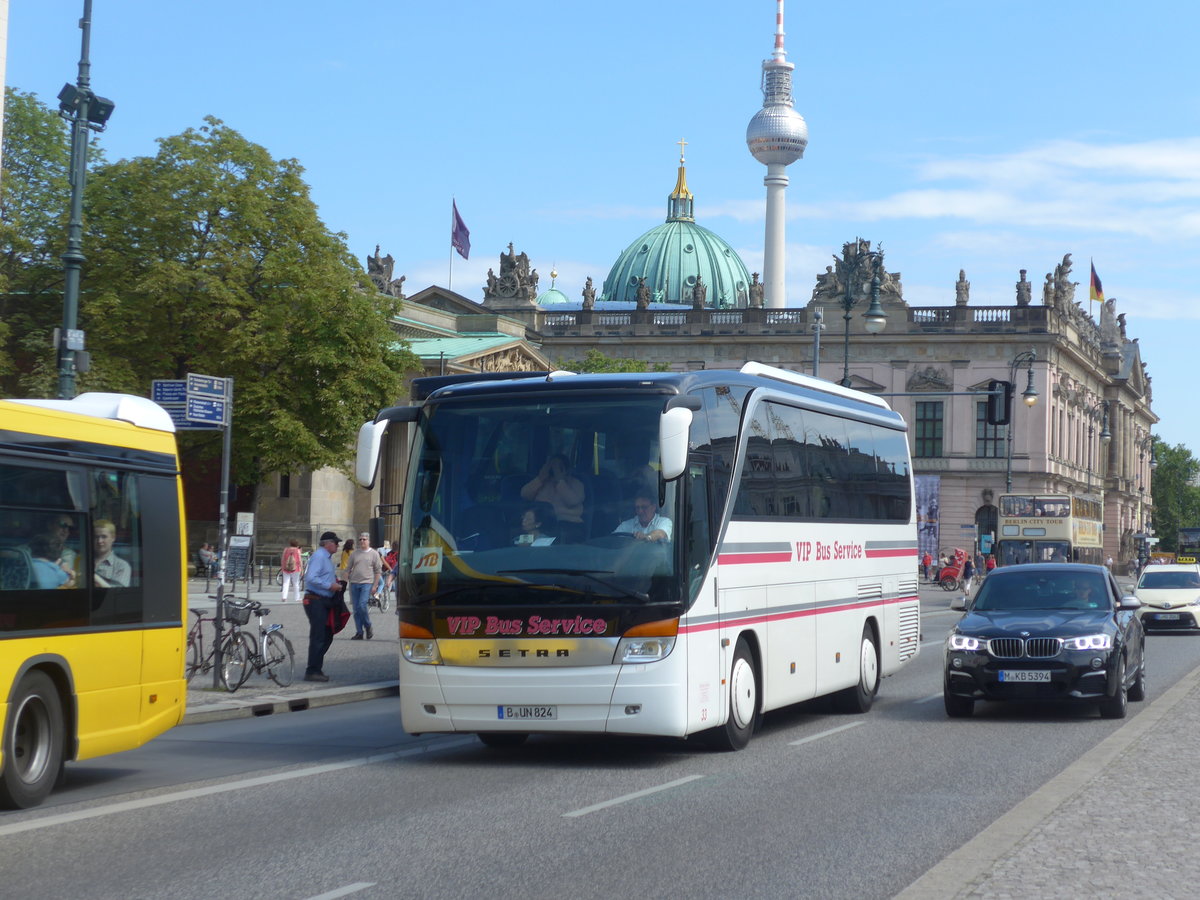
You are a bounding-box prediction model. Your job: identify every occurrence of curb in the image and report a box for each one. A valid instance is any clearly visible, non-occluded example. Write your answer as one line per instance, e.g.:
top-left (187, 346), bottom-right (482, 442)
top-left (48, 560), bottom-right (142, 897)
top-left (182, 681), bottom-right (400, 725)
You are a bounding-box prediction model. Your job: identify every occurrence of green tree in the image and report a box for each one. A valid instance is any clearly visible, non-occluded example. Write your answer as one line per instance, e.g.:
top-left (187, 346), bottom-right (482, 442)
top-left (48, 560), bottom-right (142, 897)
top-left (77, 117), bottom-right (419, 505)
top-left (1148, 438), bottom-right (1200, 553)
top-left (561, 348), bottom-right (669, 373)
top-left (0, 88), bottom-right (104, 393)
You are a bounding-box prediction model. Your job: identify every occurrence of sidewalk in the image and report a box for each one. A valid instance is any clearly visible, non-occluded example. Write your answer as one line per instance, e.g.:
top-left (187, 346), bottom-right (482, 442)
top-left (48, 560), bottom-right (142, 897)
top-left (183, 580), bottom-right (399, 724)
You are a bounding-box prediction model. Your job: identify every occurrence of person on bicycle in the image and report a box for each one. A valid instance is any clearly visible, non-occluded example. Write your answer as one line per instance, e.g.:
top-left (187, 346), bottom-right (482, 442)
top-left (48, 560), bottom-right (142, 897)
top-left (346, 533), bottom-right (382, 640)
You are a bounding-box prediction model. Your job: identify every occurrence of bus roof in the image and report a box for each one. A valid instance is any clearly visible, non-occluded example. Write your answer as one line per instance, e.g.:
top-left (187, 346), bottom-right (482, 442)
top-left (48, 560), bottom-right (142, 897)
top-left (6, 393), bottom-right (177, 433)
top-left (414, 362), bottom-right (900, 423)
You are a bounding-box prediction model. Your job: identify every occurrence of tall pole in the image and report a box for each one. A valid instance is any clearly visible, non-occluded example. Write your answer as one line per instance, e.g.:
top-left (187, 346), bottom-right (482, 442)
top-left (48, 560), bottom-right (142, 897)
top-left (57, 0), bottom-right (95, 400)
top-left (211, 377), bottom-right (234, 689)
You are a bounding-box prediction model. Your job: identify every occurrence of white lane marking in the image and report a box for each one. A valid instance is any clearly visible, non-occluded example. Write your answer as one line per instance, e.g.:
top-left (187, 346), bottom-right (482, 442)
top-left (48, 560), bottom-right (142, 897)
top-left (787, 720), bottom-right (864, 746)
top-left (563, 774), bottom-right (705, 818)
top-left (305, 884), bottom-right (376, 900)
top-left (0, 738), bottom-right (475, 837)
top-left (915, 693), bottom-right (943, 704)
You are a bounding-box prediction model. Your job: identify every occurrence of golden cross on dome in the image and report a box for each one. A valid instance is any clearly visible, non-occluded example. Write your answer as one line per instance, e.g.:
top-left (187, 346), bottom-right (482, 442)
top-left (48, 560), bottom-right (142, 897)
top-left (677, 137), bottom-right (687, 164)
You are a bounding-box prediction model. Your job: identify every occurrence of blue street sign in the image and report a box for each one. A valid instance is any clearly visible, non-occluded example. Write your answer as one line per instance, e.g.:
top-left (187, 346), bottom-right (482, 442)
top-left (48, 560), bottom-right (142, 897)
top-left (151, 380), bottom-right (188, 404)
top-left (186, 373), bottom-right (227, 399)
top-left (186, 397), bottom-right (227, 424)
top-left (160, 403), bottom-right (222, 431)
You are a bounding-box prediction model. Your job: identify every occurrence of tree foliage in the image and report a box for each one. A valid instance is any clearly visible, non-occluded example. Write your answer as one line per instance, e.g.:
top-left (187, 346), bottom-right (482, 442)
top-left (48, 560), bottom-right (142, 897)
top-left (561, 348), bottom-right (669, 373)
top-left (0, 88), bottom-right (104, 392)
top-left (1, 103), bottom-right (418, 492)
top-left (1148, 438), bottom-right (1200, 552)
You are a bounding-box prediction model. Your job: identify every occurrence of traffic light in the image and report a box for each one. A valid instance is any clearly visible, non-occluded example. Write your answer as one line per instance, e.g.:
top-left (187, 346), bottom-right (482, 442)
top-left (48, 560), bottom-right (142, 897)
top-left (987, 380), bottom-right (1013, 426)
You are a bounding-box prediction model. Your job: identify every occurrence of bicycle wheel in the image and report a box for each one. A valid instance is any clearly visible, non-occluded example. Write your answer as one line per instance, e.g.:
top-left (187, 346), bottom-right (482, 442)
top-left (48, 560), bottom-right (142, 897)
top-left (185, 632), bottom-right (202, 682)
top-left (219, 632), bottom-right (251, 692)
top-left (264, 631), bottom-right (295, 687)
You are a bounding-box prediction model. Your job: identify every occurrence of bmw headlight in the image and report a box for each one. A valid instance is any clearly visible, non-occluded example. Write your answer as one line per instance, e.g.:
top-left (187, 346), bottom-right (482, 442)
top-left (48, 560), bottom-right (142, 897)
top-left (1062, 634), bottom-right (1113, 651)
top-left (947, 633), bottom-right (982, 652)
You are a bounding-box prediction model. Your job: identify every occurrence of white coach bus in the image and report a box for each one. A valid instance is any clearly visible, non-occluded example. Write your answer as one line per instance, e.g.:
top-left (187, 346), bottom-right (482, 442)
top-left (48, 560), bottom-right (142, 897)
top-left (356, 362), bottom-right (919, 750)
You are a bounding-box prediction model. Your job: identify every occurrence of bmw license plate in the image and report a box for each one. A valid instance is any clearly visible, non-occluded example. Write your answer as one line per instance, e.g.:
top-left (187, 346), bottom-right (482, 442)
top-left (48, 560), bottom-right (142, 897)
top-left (497, 705), bottom-right (557, 720)
top-left (1156, 613), bottom-right (1181, 621)
top-left (999, 670), bottom-right (1050, 682)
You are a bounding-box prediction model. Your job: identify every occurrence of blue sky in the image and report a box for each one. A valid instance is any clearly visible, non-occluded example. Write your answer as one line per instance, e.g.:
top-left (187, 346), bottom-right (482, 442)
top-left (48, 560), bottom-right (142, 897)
top-left (7, 1), bottom-right (1199, 452)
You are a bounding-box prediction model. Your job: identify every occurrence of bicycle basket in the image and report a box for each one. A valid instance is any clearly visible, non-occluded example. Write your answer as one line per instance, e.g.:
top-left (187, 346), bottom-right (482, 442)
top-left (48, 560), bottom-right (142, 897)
top-left (225, 602), bottom-right (252, 626)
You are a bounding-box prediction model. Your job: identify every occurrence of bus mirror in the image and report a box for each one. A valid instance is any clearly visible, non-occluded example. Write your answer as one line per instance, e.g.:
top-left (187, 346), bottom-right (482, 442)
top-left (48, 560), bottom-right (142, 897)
top-left (368, 517), bottom-right (386, 548)
top-left (659, 407), bottom-right (693, 481)
top-left (355, 420), bottom-right (389, 488)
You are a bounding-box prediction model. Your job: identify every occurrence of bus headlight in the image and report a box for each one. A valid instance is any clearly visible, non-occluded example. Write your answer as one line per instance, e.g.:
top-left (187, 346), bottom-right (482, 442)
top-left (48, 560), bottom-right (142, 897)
top-left (401, 639), bottom-right (442, 664)
top-left (615, 636), bottom-right (676, 664)
top-left (614, 618), bottom-right (679, 664)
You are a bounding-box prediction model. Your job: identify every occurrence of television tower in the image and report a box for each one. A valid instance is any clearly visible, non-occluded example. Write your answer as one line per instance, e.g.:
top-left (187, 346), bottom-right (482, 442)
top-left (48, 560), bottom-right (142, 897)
top-left (746, 0), bottom-right (808, 309)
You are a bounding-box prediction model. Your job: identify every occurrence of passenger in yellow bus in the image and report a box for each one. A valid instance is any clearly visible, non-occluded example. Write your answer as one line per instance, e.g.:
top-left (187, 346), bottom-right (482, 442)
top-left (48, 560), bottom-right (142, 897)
top-left (35, 515), bottom-right (77, 572)
top-left (29, 534), bottom-right (76, 589)
top-left (93, 519), bottom-right (131, 588)
top-left (613, 491), bottom-right (672, 543)
top-left (521, 454), bottom-right (585, 540)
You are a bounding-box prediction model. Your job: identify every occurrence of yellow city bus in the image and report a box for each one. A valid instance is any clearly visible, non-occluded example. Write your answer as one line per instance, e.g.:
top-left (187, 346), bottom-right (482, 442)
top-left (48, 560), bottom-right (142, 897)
top-left (0, 393), bottom-right (187, 808)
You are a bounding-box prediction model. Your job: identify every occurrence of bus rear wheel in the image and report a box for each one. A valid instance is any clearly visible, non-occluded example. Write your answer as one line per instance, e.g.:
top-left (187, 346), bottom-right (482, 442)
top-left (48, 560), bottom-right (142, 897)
top-left (833, 624), bottom-right (880, 713)
top-left (709, 639), bottom-right (758, 751)
top-left (0, 671), bottom-right (65, 810)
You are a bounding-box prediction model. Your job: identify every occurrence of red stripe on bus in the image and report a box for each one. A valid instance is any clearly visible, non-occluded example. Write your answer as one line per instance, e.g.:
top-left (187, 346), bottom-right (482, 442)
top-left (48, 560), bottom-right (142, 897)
top-left (678, 595), bottom-right (919, 634)
top-left (865, 548), bottom-right (918, 559)
top-left (717, 552), bottom-right (793, 565)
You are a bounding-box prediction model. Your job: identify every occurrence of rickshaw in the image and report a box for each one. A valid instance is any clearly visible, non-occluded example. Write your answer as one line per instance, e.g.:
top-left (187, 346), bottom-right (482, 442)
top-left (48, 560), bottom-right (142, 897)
top-left (938, 548), bottom-right (969, 591)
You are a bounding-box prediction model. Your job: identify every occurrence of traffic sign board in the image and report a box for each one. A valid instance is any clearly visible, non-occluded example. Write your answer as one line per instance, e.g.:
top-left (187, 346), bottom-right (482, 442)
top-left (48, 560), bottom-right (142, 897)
top-left (151, 380), bottom-right (188, 404)
top-left (187, 373), bottom-right (227, 399)
top-left (186, 397), bottom-right (227, 425)
top-left (160, 403), bottom-right (222, 431)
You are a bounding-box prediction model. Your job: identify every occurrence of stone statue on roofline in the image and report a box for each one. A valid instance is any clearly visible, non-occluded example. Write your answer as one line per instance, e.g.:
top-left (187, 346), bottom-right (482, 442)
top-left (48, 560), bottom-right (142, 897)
top-left (483, 242), bottom-right (540, 303)
top-left (1016, 269), bottom-right (1032, 306)
top-left (581, 276), bottom-right (595, 310)
top-left (692, 275), bottom-right (707, 310)
top-left (749, 272), bottom-right (765, 308)
top-left (366, 245), bottom-right (406, 298)
top-left (635, 276), bottom-right (651, 310)
top-left (955, 270), bottom-right (970, 306)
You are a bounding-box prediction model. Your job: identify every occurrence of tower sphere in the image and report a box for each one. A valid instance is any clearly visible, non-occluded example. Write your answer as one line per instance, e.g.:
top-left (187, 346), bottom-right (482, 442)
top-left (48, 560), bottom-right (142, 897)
top-left (746, 104), bottom-right (808, 166)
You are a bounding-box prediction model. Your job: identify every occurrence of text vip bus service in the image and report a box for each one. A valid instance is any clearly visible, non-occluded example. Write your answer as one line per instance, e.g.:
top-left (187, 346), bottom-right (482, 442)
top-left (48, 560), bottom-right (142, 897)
top-left (996, 492), bottom-right (1104, 566)
top-left (0, 393), bottom-right (187, 808)
top-left (356, 362), bottom-right (919, 750)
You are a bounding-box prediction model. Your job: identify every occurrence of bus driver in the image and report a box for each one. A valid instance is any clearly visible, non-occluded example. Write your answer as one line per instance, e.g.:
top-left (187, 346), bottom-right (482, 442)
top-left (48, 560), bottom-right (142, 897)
top-left (613, 490), bottom-right (672, 543)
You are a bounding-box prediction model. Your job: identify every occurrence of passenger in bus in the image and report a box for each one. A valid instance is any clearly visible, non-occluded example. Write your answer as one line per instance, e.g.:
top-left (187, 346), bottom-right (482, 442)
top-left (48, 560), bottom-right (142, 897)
top-left (613, 490), bottom-right (672, 543)
top-left (514, 503), bottom-right (557, 546)
top-left (29, 534), bottom-right (76, 590)
top-left (93, 519), bottom-right (131, 588)
top-left (521, 454), bottom-right (585, 541)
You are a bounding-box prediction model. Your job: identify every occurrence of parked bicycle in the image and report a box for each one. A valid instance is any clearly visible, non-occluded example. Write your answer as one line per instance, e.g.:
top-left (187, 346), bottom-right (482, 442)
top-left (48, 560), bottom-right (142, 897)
top-left (185, 603), bottom-right (252, 691)
top-left (225, 600), bottom-right (294, 689)
top-left (368, 586), bottom-right (390, 613)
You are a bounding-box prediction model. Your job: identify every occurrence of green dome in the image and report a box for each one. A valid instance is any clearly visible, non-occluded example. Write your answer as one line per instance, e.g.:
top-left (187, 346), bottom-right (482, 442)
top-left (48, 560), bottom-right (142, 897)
top-left (601, 160), bottom-right (752, 307)
top-left (536, 286), bottom-right (570, 306)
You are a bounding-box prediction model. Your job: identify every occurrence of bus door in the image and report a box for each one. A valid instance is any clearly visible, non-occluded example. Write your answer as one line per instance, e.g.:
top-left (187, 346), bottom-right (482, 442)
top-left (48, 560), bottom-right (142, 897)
top-left (682, 459), bottom-right (722, 731)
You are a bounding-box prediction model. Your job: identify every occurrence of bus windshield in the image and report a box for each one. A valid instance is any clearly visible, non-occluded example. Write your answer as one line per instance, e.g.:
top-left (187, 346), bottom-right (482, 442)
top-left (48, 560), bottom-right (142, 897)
top-left (400, 393), bottom-right (683, 608)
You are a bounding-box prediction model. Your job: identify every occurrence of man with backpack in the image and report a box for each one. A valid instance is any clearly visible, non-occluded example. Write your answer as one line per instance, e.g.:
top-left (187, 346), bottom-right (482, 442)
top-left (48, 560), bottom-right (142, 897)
top-left (280, 538), bottom-right (304, 603)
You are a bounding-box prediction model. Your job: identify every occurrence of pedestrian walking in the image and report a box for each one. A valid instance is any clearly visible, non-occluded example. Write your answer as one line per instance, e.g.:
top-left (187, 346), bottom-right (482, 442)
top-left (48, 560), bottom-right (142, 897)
top-left (921, 551), bottom-right (932, 582)
top-left (962, 555), bottom-right (975, 595)
top-left (301, 531), bottom-right (343, 682)
top-left (347, 532), bottom-right (382, 640)
top-left (280, 538), bottom-right (304, 603)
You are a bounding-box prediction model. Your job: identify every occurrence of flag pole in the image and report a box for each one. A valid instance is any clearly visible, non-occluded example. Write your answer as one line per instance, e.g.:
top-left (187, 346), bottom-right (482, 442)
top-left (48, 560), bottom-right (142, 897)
top-left (449, 201), bottom-right (455, 290)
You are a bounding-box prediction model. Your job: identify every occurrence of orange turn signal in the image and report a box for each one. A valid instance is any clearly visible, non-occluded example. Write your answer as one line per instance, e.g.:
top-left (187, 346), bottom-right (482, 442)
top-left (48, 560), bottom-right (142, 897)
top-left (400, 621), bottom-right (435, 639)
top-left (622, 617), bottom-right (679, 638)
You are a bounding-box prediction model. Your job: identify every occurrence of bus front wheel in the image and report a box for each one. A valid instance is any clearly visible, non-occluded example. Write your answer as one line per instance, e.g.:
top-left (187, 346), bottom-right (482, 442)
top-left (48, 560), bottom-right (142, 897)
top-left (833, 624), bottom-right (880, 714)
top-left (0, 671), bottom-right (65, 809)
top-left (710, 640), bottom-right (758, 751)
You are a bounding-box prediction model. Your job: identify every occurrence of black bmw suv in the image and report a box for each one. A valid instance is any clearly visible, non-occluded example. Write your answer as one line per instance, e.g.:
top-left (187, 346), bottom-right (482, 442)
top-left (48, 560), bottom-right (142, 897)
top-left (943, 563), bottom-right (1145, 719)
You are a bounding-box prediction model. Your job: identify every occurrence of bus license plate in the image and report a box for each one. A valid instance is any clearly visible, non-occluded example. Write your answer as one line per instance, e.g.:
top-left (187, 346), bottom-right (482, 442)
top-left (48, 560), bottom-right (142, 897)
top-left (999, 670), bottom-right (1050, 683)
top-left (1156, 614), bottom-right (1181, 621)
top-left (498, 705), bottom-right (557, 720)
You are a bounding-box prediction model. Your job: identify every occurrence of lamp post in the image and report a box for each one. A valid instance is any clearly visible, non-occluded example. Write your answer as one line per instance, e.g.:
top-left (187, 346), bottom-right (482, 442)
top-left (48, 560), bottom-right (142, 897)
top-left (1004, 349), bottom-right (1039, 492)
top-left (55, 0), bottom-right (115, 400)
top-left (810, 306), bottom-right (824, 377)
top-left (1083, 398), bottom-right (1111, 493)
top-left (837, 240), bottom-right (887, 388)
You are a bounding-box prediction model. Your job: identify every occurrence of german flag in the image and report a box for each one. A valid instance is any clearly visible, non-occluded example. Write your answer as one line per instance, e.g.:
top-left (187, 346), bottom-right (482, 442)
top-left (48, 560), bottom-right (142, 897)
top-left (1090, 261), bottom-right (1105, 304)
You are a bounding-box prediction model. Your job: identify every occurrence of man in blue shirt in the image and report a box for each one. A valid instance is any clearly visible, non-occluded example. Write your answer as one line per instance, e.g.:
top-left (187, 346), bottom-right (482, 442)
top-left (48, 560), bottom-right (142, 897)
top-left (302, 531), bottom-right (343, 682)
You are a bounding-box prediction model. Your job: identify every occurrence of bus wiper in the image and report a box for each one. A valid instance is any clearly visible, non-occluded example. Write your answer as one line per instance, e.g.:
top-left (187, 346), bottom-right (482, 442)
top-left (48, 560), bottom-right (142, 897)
top-left (498, 568), bottom-right (649, 603)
